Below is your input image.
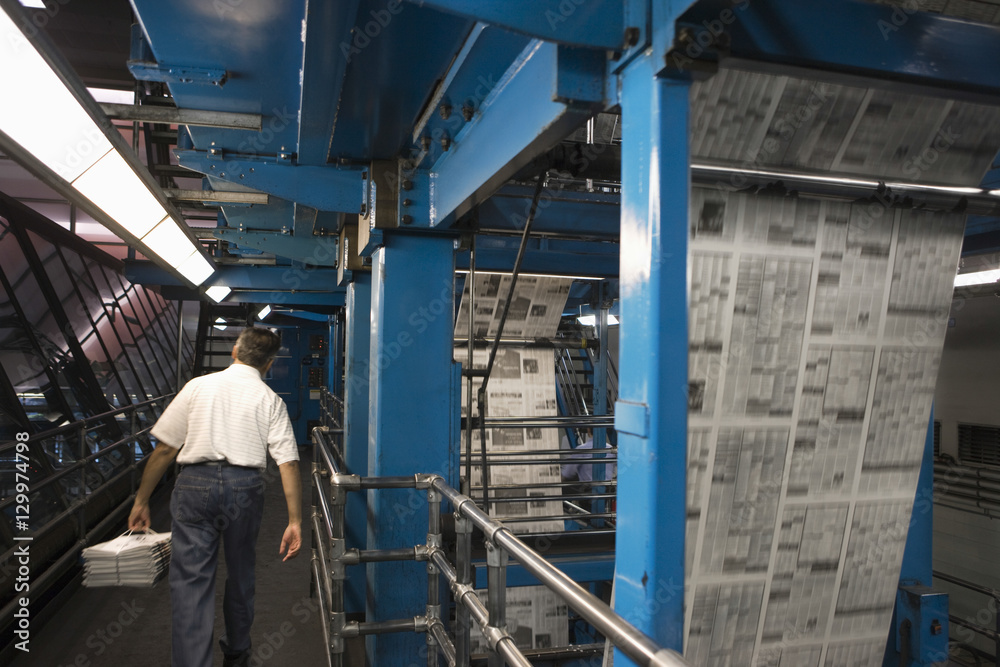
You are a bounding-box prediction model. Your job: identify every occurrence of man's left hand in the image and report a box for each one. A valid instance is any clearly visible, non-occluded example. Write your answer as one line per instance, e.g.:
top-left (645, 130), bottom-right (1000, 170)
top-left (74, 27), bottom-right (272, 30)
top-left (279, 522), bottom-right (301, 561)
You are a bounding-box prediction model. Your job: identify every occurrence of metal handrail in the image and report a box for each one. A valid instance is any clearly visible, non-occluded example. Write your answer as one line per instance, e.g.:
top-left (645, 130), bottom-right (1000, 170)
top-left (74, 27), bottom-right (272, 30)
top-left (10, 393), bottom-right (173, 444)
top-left (1, 395), bottom-right (176, 634)
top-left (308, 426), bottom-right (687, 667)
top-left (933, 570), bottom-right (1000, 666)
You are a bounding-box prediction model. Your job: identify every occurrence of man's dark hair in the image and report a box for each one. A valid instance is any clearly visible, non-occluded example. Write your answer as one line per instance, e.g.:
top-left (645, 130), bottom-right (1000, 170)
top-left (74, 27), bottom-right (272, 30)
top-left (235, 327), bottom-right (281, 370)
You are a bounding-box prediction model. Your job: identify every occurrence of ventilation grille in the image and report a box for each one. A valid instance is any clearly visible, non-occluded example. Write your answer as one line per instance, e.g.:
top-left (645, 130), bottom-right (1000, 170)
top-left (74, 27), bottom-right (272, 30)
top-left (934, 421), bottom-right (940, 457)
top-left (958, 424), bottom-right (1000, 467)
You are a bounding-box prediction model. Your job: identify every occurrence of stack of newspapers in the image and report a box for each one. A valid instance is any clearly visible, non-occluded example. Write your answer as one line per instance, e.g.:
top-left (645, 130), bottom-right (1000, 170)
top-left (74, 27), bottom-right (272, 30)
top-left (82, 531), bottom-right (171, 587)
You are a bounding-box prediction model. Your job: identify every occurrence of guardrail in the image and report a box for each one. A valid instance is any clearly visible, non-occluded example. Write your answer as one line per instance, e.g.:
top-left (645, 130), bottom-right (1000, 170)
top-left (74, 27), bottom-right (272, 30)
top-left (934, 570), bottom-right (1000, 667)
top-left (309, 426), bottom-right (688, 667)
top-left (0, 394), bottom-right (174, 640)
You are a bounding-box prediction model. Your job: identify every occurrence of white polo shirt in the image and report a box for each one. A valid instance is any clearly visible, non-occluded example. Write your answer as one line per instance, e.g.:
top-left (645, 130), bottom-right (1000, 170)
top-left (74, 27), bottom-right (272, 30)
top-left (151, 363), bottom-right (299, 468)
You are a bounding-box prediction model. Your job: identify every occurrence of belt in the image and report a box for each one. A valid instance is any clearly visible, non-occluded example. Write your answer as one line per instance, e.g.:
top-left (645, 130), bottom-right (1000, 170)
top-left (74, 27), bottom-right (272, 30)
top-left (181, 460), bottom-right (259, 471)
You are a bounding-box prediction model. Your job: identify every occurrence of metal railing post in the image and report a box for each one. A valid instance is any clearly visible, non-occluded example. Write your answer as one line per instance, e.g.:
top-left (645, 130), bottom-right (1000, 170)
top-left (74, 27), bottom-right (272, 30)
top-left (330, 479), bottom-right (348, 667)
top-left (455, 514), bottom-right (472, 667)
top-left (427, 487), bottom-right (442, 667)
top-left (129, 408), bottom-right (138, 493)
top-left (77, 424), bottom-right (87, 538)
top-left (486, 541), bottom-right (508, 667)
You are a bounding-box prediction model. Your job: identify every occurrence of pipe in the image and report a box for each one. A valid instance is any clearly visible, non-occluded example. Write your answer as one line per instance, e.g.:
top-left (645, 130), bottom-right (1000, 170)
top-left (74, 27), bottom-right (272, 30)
top-left (311, 513), bottom-right (335, 607)
top-left (357, 476), bottom-right (419, 489)
top-left (351, 618), bottom-right (418, 635)
top-left (430, 619), bottom-right (457, 667)
top-left (465, 233), bottom-right (476, 497)
top-left (310, 554), bottom-right (336, 667)
top-left (432, 478), bottom-right (690, 667)
top-left (312, 471), bottom-right (335, 542)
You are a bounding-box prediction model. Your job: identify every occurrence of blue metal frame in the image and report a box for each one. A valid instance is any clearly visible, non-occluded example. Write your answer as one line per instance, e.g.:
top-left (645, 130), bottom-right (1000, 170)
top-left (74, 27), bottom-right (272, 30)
top-left (421, 40), bottom-right (606, 227)
top-left (344, 272), bottom-right (372, 613)
top-left (457, 235), bottom-right (619, 278)
top-left (366, 233), bottom-right (456, 661)
top-left (175, 150), bottom-right (364, 214)
top-left (613, 50), bottom-right (690, 661)
top-left (405, 0), bottom-right (624, 50)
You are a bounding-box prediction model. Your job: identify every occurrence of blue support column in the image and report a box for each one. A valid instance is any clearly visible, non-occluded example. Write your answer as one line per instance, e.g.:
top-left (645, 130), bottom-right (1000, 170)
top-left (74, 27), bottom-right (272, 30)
top-left (343, 273), bottom-right (371, 614)
top-left (367, 233), bottom-right (456, 662)
top-left (329, 311), bottom-right (344, 401)
top-left (613, 52), bottom-right (690, 661)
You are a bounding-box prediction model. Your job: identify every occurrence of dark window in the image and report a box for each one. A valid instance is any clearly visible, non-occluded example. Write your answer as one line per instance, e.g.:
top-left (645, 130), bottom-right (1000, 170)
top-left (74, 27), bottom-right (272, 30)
top-left (958, 424), bottom-right (1000, 467)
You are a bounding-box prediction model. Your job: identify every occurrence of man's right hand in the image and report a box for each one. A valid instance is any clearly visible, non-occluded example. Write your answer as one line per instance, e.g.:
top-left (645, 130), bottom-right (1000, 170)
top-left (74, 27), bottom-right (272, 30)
top-left (279, 522), bottom-right (301, 561)
top-left (129, 502), bottom-right (150, 531)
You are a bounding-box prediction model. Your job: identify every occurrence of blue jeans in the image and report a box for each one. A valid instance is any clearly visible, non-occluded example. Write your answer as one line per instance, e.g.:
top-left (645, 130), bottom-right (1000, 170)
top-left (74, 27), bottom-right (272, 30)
top-left (169, 463), bottom-right (264, 667)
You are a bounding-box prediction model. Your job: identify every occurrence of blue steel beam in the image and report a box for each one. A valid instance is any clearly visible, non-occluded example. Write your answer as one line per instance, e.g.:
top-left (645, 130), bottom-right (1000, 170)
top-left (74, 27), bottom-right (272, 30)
top-left (405, 0), bottom-right (625, 50)
top-left (407, 24), bottom-right (530, 169)
top-left (421, 40), bottom-right (607, 228)
top-left (343, 272), bottom-right (372, 614)
top-left (296, 0), bottom-right (362, 165)
top-left (131, 0), bottom-right (305, 153)
top-left (367, 233), bottom-right (456, 662)
top-left (675, 0), bottom-right (1000, 104)
top-left (175, 149), bottom-right (365, 213)
top-left (479, 186), bottom-right (620, 240)
top-left (213, 229), bottom-right (339, 267)
top-left (613, 51), bottom-right (689, 662)
top-left (124, 261), bottom-right (339, 291)
top-left (457, 235), bottom-right (619, 278)
top-left (228, 290), bottom-right (346, 307)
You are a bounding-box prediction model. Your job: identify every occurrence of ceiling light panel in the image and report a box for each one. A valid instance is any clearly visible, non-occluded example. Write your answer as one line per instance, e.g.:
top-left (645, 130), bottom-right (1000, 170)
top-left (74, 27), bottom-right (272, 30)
top-left (71, 150), bottom-right (168, 238)
top-left (0, 9), bottom-right (112, 181)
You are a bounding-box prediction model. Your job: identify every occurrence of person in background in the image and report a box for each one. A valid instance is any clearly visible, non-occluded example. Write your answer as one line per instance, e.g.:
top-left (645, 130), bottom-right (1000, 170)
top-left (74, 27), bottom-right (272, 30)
top-left (561, 429), bottom-right (614, 515)
top-left (128, 327), bottom-right (302, 667)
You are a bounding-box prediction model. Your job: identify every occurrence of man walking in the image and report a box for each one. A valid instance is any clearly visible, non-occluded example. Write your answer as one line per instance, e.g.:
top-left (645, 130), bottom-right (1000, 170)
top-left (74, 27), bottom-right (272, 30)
top-left (129, 327), bottom-right (302, 667)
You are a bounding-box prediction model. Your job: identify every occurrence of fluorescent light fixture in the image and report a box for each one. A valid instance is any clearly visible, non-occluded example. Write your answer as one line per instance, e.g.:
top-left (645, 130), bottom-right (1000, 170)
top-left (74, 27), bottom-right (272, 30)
top-left (456, 269), bottom-right (604, 281)
top-left (19, 0), bottom-right (46, 8)
top-left (206, 285), bottom-right (232, 303)
top-left (954, 269), bottom-right (1000, 288)
top-left (0, 11), bottom-right (113, 182)
top-left (577, 314), bottom-right (619, 326)
top-left (142, 218), bottom-right (198, 267)
top-left (176, 252), bottom-right (215, 286)
top-left (257, 305), bottom-right (272, 320)
top-left (0, 4), bottom-right (217, 287)
top-left (72, 150), bottom-right (168, 238)
top-left (86, 87), bottom-right (134, 105)
top-left (213, 317), bottom-right (227, 332)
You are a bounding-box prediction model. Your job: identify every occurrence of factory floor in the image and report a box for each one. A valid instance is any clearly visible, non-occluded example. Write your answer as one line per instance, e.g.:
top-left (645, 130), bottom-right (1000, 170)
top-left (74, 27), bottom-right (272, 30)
top-left (11, 447), bottom-right (340, 667)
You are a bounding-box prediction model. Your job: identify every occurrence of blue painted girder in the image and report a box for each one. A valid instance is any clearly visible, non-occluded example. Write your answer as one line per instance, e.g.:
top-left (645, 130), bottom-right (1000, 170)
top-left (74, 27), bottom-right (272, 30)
top-left (408, 24), bottom-right (531, 168)
top-left (457, 235), bottom-right (619, 278)
top-left (124, 261), bottom-right (340, 291)
top-left (676, 0), bottom-right (1000, 103)
top-left (176, 150), bottom-right (364, 214)
top-left (422, 40), bottom-right (608, 227)
top-left (327, 1), bottom-right (473, 159)
top-left (406, 0), bottom-right (625, 49)
top-left (214, 229), bottom-right (339, 267)
top-left (227, 290), bottom-right (346, 307)
top-left (130, 0), bottom-right (306, 153)
top-left (479, 185), bottom-right (620, 240)
top-left (296, 0), bottom-right (362, 165)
